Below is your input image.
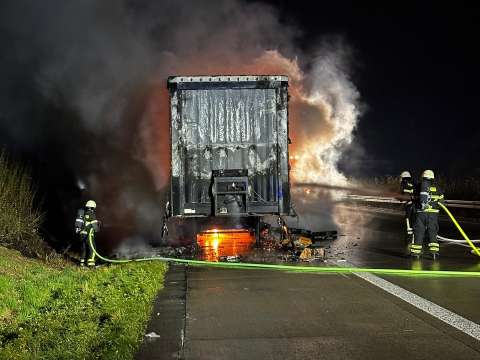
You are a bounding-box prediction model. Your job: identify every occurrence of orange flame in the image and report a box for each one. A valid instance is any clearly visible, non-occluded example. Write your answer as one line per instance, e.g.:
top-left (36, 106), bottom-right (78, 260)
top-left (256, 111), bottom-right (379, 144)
top-left (196, 229), bottom-right (255, 261)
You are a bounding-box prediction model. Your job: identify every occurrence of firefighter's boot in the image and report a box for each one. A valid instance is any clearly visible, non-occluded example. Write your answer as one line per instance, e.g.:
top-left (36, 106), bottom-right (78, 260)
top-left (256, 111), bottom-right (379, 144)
top-left (428, 242), bottom-right (440, 260)
top-left (409, 244), bottom-right (422, 259)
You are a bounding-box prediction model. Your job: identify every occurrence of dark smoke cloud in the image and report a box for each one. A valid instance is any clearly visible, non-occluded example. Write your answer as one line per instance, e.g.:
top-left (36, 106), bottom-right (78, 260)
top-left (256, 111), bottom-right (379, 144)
top-left (0, 0), bottom-right (359, 247)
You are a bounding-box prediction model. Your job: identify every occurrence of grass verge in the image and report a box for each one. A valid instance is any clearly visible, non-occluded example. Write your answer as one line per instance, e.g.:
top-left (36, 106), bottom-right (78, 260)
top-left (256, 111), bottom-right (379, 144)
top-left (0, 246), bottom-right (167, 359)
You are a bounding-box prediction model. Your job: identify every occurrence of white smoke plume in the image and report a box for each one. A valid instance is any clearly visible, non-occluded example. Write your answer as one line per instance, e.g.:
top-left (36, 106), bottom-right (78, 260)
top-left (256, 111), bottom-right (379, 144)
top-left (291, 43), bottom-right (361, 185)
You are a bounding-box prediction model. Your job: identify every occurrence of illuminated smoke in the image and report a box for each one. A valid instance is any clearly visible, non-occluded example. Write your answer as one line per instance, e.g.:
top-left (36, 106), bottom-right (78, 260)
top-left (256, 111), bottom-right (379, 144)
top-left (0, 0), bottom-right (362, 243)
top-left (290, 45), bottom-right (361, 185)
top-left (141, 46), bottom-right (361, 189)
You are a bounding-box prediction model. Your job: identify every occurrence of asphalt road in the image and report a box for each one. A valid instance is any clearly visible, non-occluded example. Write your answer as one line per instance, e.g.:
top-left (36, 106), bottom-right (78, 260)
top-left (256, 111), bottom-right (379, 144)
top-left (137, 205), bottom-right (480, 359)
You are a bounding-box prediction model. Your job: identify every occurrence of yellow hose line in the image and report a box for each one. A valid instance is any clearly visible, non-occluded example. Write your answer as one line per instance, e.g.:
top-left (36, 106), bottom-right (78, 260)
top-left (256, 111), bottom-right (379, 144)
top-left (87, 227), bottom-right (480, 277)
top-left (439, 203), bottom-right (480, 257)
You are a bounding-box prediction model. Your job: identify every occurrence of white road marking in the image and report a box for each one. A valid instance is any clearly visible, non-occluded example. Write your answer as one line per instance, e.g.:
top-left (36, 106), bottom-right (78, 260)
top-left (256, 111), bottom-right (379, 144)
top-left (353, 270), bottom-right (480, 341)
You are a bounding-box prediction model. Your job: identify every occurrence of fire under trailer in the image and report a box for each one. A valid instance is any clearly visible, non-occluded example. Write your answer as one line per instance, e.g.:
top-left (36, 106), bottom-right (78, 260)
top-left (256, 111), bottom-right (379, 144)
top-left (166, 75), bottom-right (291, 243)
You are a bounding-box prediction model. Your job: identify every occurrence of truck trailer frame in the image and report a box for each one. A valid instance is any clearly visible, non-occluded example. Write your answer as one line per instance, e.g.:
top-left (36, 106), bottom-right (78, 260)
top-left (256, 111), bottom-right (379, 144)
top-left (168, 75), bottom-right (291, 219)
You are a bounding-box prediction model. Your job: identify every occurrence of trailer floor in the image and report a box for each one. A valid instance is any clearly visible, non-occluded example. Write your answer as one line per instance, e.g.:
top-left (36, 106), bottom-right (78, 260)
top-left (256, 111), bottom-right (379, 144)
top-left (136, 206), bottom-right (480, 360)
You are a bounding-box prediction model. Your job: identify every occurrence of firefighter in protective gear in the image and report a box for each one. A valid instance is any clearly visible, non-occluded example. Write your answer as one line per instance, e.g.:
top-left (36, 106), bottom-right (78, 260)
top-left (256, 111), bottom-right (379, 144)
top-left (75, 200), bottom-right (101, 267)
top-left (410, 170), bottom-right (444, 259)
top-left (400, 171), bottom-right (415, 239)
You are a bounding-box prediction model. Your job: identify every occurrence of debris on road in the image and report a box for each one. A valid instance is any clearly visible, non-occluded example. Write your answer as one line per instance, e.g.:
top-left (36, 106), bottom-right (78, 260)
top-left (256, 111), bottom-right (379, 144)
top-left (144, 332), bottom-right (161, 339)
top-left (299, 247), bottom-right (325, 261)
top-left (294, 236), bottom-right (313, 248)
top-left (220, 255), bottom-right (241, 262)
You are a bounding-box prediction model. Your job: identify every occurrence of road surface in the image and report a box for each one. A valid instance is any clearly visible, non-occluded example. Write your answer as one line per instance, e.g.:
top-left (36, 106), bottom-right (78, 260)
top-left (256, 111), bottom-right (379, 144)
top-left (136, 205), bottom-right (480, 359)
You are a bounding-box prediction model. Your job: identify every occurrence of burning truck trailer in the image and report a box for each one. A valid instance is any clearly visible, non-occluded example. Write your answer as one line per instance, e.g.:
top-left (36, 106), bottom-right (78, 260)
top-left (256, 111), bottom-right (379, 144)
top-left (164, 75), bottom-right (337, 261)
top-left (165, 75), bottom-right (291, 258)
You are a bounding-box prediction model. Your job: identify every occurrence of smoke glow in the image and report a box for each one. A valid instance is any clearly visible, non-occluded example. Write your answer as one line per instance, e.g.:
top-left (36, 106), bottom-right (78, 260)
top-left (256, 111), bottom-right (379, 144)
top-left (142, 48), bottom-right (361, 188)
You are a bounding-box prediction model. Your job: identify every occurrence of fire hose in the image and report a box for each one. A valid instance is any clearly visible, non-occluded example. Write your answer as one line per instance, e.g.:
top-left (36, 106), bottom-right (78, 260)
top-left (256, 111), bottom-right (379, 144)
top-left (87, 209), bottom-right (480, 277)
top-left (437, 203), bottom-right (480, 256)
top-left (437, 236), bottom-right (480, 244)
top-left (437, 236), bottom-right (480, 247)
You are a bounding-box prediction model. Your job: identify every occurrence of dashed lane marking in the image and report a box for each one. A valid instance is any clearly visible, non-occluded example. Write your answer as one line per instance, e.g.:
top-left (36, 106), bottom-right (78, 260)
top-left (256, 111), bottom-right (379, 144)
top-left (353, 270), bottom-right (480, 341)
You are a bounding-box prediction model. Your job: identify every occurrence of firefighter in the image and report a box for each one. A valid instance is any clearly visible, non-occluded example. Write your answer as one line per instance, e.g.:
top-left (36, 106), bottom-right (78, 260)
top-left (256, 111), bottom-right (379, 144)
top-left (75, 200), bottom-right (101, 267)
top-left (400, 171), bottom-right (415, 240)
top-left (410, 170), bottom-right (444, 259)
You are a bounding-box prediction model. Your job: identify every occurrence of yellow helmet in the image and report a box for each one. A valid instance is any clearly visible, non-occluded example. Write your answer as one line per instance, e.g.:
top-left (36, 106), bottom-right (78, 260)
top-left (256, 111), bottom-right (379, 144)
top-left (85, 200), bottom-right (97, 209)
top-left (422, 170), bottom-right (434, 179)
top-left (400, 171), bottom-right (411, 178)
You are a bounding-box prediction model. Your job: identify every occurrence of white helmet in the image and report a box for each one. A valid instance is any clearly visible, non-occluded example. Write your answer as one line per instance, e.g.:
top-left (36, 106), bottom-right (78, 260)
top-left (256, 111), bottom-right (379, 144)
top-left (85, 200), bottom-right (97, 209)
top-left (400, 171), bottom-right (411, 179)
top-left (422, 170), bottom-right (434, 179)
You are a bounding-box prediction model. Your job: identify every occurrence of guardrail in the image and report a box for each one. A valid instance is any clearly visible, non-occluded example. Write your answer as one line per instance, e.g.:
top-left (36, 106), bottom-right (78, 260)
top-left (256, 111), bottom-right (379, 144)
top-left (345, 195), bottom-right (480, 210)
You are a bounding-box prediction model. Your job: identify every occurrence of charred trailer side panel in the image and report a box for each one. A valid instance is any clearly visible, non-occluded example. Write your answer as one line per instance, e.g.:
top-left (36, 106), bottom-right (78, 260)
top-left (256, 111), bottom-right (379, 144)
top-left (168, 75), bottom-right (290, 218)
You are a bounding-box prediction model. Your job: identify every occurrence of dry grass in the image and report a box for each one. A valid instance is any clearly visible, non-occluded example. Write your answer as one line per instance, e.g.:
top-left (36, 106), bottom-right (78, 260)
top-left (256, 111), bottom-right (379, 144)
top-left (436, 176), bottom-right (480, 201)
top-left (0, 151), bottom-right (46, 257)
top-left (351, 175), bottom-right (480, 200)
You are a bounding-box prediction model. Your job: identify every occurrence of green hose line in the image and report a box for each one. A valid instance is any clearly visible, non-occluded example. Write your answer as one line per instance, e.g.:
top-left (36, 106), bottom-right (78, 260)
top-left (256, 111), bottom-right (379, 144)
top-left (87, 228), bottom-right (480, 277)
top-left (438, 203), bottom-right (480, 257)
top-left (88, 229), bottom-right (130, 264)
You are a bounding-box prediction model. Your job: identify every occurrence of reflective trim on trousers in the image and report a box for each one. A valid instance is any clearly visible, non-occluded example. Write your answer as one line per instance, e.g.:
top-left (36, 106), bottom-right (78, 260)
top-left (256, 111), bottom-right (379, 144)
top-left (88, 229), bottom-right (96, 262)
top-left (410, 244), bottom-right (422, 254)
top-left (428, 242), bottom-right (440, 252)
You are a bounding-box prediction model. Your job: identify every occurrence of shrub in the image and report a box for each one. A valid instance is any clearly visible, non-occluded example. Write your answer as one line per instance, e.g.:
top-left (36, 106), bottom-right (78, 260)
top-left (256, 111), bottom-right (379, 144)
top-left (0, 151), bottom-right (45, 257)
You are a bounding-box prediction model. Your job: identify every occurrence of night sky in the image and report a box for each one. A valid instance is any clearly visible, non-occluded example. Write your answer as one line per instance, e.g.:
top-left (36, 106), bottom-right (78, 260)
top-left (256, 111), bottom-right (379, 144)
top-left (265, 1), bottom-right (480, 178)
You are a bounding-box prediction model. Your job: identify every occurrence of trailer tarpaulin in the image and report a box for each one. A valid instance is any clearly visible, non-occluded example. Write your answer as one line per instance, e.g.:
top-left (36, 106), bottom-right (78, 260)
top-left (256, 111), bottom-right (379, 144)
top-left (169, 76), bottom-right (290, 217)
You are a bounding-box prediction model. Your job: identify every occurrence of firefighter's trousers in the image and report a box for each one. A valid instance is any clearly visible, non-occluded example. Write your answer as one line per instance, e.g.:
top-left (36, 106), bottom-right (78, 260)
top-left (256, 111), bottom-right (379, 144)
top-left (80, 229), bottom-right (96, 266)
top-left (405, 201), bottom-right (415, 235)
top-left (412, 211), bottom-right (440, 255)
